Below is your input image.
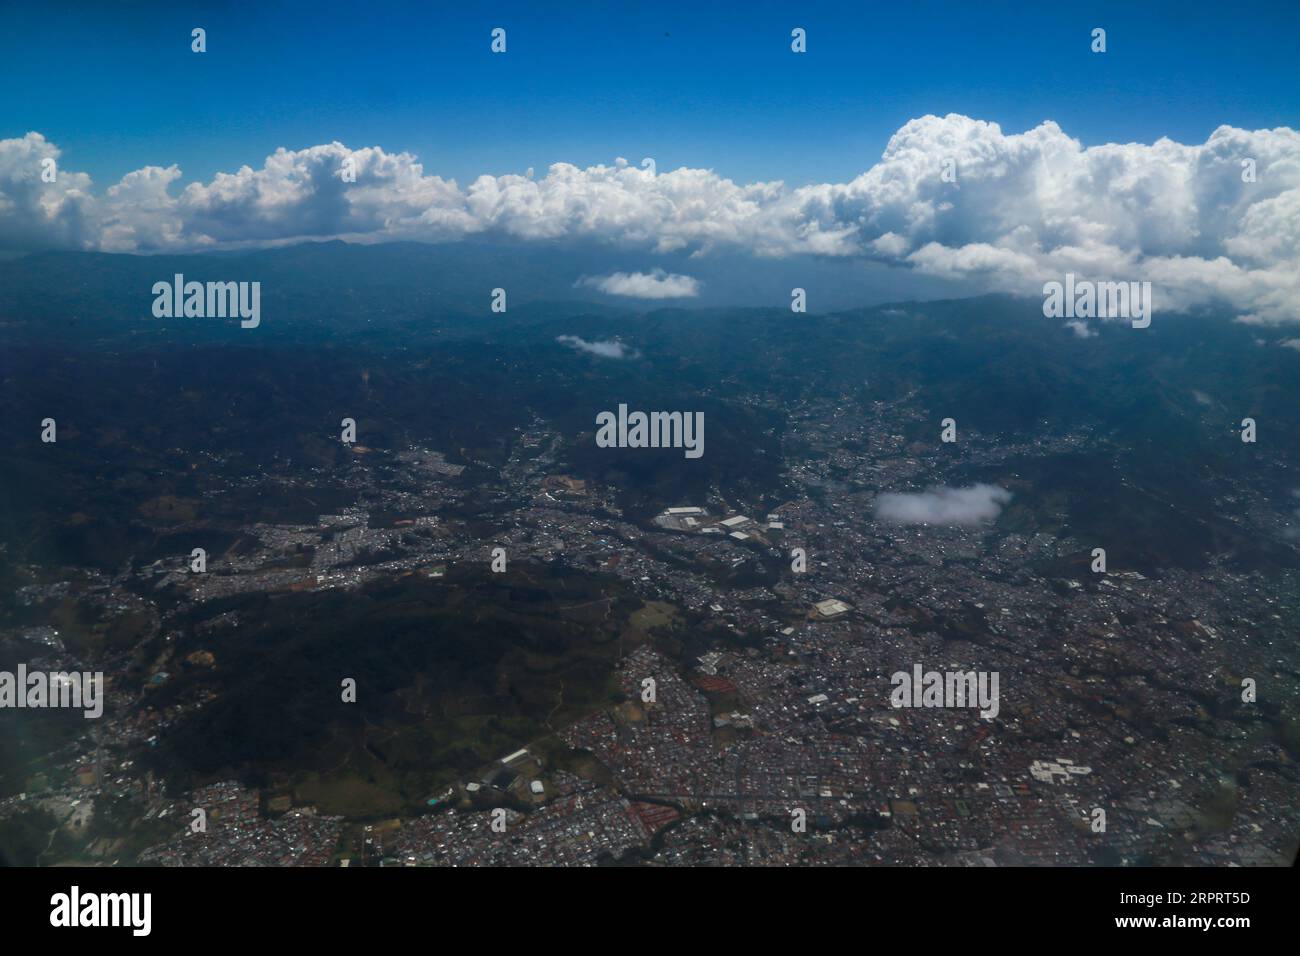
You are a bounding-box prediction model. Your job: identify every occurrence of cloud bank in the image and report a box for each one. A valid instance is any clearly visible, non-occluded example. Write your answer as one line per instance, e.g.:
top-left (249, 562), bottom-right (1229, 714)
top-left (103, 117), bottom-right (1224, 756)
top-left (3, 114), bottom-right (1299, 321)
top-left (874, 484), bottom-right (1013, 526)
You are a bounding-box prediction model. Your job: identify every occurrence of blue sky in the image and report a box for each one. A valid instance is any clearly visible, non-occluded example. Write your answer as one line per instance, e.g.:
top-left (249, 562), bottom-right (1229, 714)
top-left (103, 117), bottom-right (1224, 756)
top-left (3, 0), bottom-right (1297, 187)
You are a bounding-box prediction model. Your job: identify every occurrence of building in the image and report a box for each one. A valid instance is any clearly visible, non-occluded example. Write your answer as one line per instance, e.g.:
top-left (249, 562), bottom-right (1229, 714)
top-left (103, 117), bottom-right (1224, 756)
top-left (814, 599), bottom-right (850, 618)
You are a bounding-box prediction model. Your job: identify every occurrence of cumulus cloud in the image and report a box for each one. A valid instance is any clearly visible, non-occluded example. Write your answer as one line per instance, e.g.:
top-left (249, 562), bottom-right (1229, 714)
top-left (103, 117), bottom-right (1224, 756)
top-left (874, 484), bottom-right (1013, 526)
top-left (1065, 319), bottom-right (1097, 338)
top-left (0, 132), bottom-right (96, 250)
top-left (577, 268), bottom-right (700, 299)
top-left (556, 335), bottom-right (639, 359)
top-left (3, 114), bottom-right (1300, 320)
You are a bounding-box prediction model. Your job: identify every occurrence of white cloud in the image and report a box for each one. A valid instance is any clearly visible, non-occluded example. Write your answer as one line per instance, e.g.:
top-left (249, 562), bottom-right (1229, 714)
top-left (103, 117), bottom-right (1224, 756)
top-left (556, 335), bottom-right (639, 359)
top-left (1065, 319), bottom-right (1097, 338)
top-left (874, 484), bottom-right (1013, 526)
top-left (1279, 338), bottom-right (1300, 351)
top-left (1284, 489), bottom-right (1300, 540)
top-left (577, 269), bottom-right (700, 299)
top-left (3, 114), bottom-right (1300, 320)
top-left (0, 132), bottom-right (95, 250)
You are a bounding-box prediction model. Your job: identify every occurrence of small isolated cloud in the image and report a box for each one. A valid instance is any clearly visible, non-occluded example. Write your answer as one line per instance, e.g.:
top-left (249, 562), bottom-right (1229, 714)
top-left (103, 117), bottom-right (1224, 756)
top-left (1065, 320), bottom-right (1097, 338)
top-left (577, 269), bottom-right (700, 299)
top-left (1284, 489), bottom-right (1300, 540)
top-left (556, 335), bottom-right (639, 359)
top-left (1279, 338), bottom-right (1300, 351)
top-left (874, 483), bottom-right (1013, 526)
